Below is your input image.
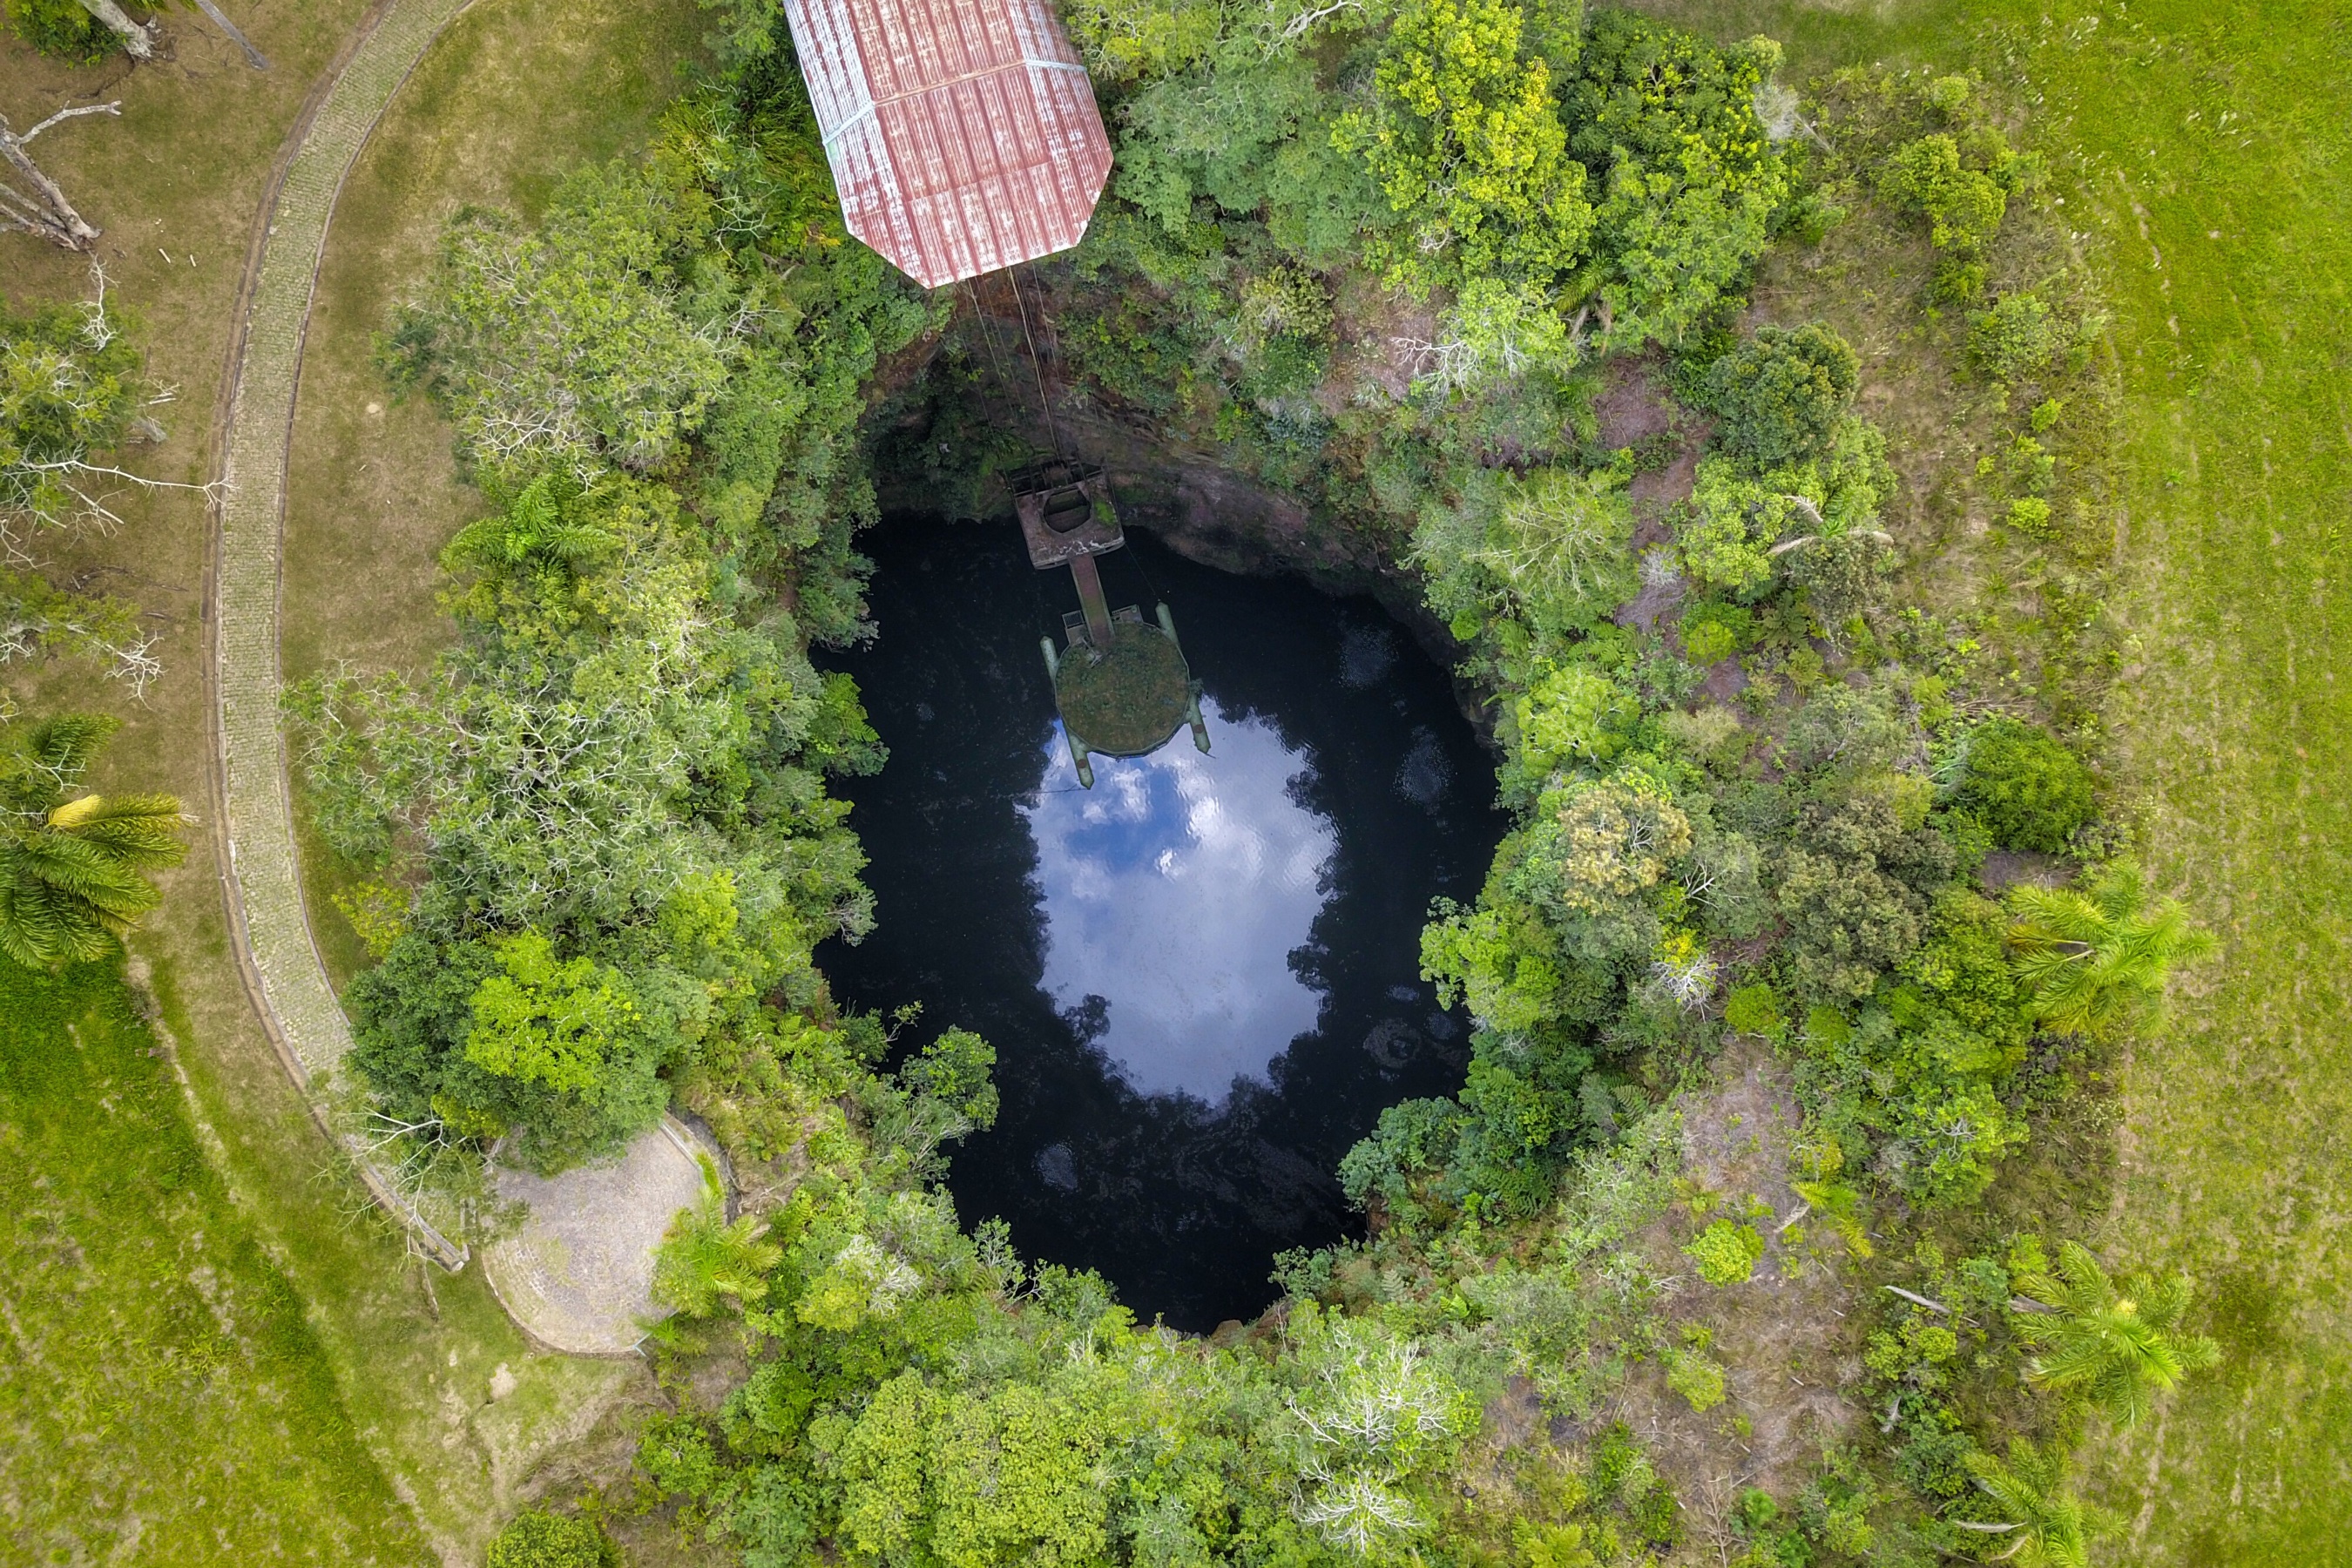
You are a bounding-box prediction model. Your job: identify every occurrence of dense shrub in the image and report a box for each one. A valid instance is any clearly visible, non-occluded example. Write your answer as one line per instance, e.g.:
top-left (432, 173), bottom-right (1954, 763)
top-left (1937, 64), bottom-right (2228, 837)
top-left (1966, 292), bottom-right (2073, 382)
top-left (2007, 497), bottom-right (2055, 537)
top-left (1956, 717), bottom-right (2095, 853)
top-left (487, 1511), bottom-right (612, 1568)
top-left (1685, 1219), bottom-right (1765, 1284)
top-left (1706, 324), bottom-right (1859, 470)
top-left (1791, 891), bottom-right (2032, 1201)
top-left (1876, 83), bottom-right (2037, 298)
top-left (1724, 982), bottom-right (1785, 1039)
top-left (1880, 134), bottom-right (2006, 256)
top-left (1680, 601), bottom-right (1755, 666)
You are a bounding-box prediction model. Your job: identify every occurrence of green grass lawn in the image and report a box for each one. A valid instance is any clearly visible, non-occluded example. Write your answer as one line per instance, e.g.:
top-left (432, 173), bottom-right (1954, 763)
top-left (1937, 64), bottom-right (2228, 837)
top-left (1639, 0), bottom-right (2350, 1559)
top-left (0, 957), bottom-right (426, 1565)
top-left (2050, 3), bottom-right (2352, 1558)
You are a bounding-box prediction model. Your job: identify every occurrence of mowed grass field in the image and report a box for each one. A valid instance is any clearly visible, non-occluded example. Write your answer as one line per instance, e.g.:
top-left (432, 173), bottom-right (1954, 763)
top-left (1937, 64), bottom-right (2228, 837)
top-left (0, 957), bottom-right (425, 1564)
top-left (1642, 0), bottom-right (2349, 1559)
top-left (2053, 4), bottom-right (2351, 1559)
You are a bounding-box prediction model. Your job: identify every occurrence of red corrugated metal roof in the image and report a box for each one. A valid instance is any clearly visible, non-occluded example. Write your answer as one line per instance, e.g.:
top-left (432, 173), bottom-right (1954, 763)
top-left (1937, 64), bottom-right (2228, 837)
top-left (785, 0), bottom-right (1113, 287)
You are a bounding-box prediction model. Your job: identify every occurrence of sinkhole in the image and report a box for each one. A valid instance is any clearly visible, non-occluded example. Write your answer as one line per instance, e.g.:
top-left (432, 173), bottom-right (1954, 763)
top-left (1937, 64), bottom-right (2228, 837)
top-left (818, 518), bottom-right (1504, 1330)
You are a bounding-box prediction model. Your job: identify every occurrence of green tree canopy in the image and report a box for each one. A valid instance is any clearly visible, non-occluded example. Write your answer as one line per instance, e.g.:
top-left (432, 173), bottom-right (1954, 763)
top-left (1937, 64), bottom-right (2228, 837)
top-left (1415, 461), bottom-right (1640, 636)
top-left (465, 930), bottom-right (651, 1096)
top-left (309, 105), bottom-right (923, 1172)
top-left (1705, 322), bottom-right (1860, 470)
top-left (1339, 0), bottom-right (1596, 294)
top-left (827, 1371), bottom-right (1113, 1568)
top-left (1677, 414), bottom-right (1890, 598)
top-left (1514, 662), bottom-right (1641, 778)
top-left (1558, 12), bottom-right (1788, 346)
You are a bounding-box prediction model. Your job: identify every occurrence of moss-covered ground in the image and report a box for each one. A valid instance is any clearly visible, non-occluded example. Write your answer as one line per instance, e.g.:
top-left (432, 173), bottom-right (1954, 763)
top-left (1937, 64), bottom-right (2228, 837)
top-left (1055, 621), bottom-right (1194, 755)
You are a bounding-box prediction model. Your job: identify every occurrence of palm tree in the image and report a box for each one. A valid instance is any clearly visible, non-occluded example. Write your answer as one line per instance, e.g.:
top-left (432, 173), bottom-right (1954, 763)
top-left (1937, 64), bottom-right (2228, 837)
top-left (2011, 1240), bottom-right (2220, 1426)
top-left (0, 713), bottom-right (187, 967)
top-left (649, 1156), bottom-right (781, 1320)
top-left (1952, 1439), bottom-right (2104, 1567)
top-left (2007, 860), bottom-right (2214, 1037)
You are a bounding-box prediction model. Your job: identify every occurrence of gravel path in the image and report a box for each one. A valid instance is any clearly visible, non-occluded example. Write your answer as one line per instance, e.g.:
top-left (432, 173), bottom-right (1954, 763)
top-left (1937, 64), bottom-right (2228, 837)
top-left (207, 0), bottom-right (476, 1267)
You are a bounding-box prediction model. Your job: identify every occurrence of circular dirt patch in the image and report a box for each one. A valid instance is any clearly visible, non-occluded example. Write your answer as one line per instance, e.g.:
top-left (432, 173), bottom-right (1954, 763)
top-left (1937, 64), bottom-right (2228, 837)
top-left (481, 1117), bottom-right (716, 1355)
top-left (1055, 622), bottom-right (1191, 755)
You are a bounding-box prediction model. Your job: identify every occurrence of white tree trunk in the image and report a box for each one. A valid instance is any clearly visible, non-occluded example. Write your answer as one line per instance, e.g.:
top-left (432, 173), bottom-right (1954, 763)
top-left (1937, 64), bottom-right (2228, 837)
top-left (75, 0), bottom-right (159, 60)
top-left (0, 104), bottom-right (118, 252)
top-left (189, 0), bottom-right (269, 70)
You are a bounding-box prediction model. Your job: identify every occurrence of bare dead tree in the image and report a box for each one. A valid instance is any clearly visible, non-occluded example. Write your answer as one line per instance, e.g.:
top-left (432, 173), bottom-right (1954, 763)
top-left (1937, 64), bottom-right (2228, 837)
top-left (64, 1), bottom-right (267, 71)
top-left (1883, 1284), bottom-right (1952, 1315)
top-left (1259, 0), bottom-right (1361, 51)
top-left (188, 0), bottom-right (269, 70)
top-left (1, 101), bottom-right (119, 252)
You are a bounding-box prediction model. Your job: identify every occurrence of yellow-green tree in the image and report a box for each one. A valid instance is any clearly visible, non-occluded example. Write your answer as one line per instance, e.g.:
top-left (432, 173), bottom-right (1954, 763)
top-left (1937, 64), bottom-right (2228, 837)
top-left (1338, 0), bottom-right (1595, 293)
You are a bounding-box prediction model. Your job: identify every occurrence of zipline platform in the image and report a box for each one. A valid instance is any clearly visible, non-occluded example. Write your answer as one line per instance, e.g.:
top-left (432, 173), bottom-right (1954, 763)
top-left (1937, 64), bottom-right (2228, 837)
top-left (1012, 458), bottom-right (1122, 567)
top-left (1010, 460), bottom-right (1206, 785)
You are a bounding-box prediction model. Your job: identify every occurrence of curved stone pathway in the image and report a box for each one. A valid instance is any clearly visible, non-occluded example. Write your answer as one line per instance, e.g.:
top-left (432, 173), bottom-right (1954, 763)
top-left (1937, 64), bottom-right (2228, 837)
top-left (210, 0), bottom-right (476, 1267)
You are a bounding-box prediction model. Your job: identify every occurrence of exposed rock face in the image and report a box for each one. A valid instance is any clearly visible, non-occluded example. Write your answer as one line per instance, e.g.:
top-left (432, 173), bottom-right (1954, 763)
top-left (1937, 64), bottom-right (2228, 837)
top-left (1068, 409), bottom-right (1496, 734)
top-left (868, 287), bottom-right (1495, 735)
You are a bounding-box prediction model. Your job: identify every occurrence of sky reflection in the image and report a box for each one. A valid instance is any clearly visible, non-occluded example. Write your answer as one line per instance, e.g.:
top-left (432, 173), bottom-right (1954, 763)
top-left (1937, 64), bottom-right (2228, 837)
top-left (1023, 700), bottom-right (1335, 1100)
top-left (817, 521), bottom-right (1507, 1328)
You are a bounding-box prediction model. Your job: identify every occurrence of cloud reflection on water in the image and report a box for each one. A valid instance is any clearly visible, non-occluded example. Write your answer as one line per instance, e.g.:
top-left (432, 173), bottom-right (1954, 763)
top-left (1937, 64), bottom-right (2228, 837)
top-left (1021, 699), bottom-right (1335, 1100)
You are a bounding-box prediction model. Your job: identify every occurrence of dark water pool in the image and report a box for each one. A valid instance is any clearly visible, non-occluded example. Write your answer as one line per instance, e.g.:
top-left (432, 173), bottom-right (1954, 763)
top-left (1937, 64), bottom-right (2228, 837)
top-left (817, 518), bottom-right (1503, 1329)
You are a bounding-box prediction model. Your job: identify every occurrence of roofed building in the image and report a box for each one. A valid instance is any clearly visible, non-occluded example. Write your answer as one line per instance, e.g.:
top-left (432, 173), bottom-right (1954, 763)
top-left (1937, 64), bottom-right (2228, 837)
top-left (784, 0), bottom-right (1114, 287)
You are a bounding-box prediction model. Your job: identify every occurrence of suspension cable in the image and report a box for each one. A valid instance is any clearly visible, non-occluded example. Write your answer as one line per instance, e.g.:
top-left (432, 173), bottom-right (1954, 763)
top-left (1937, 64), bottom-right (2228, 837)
top-left (1008, 265), bottom-right (1063, 459)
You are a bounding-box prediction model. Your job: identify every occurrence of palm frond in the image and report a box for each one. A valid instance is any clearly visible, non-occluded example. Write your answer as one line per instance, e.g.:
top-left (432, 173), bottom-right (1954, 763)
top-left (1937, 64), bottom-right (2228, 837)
top-left (2088, 859), bottom-right (2146, 923)
top-left (0, 877), bottom-right (117, 965)
top-left (2008, 866), bottom-right (2210, 1037)
top-left (51, 792), bottom-right (190, 868)
top-left (1960, 1439), bottom-right (2099, 1568)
